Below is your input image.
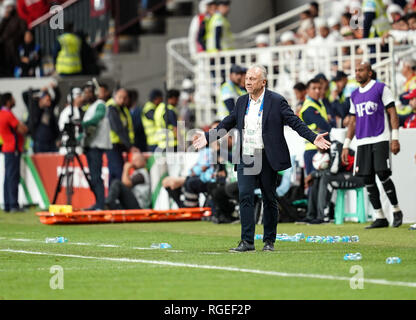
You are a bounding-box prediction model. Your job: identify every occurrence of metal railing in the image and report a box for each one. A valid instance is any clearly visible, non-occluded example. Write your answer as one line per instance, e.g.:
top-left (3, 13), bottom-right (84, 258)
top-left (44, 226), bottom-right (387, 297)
top-left (372, 45), bottom-right (416, 99)
top-left (193, 37), bottom-right (395, 127)
top-left (166, 0), bottom-right (333, 99)
top-left (31, 0), bottom-right (110, 57)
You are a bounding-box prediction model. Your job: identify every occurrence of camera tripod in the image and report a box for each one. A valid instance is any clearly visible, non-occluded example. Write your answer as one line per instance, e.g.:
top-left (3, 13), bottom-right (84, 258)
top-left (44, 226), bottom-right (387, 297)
top-left (52, 144), bottom-right (95, 206)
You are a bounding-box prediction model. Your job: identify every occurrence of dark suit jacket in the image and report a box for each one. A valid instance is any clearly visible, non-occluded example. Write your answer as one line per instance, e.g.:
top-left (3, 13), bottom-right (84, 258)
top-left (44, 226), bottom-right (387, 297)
top-left (205, 89), bottom-right (317, 172)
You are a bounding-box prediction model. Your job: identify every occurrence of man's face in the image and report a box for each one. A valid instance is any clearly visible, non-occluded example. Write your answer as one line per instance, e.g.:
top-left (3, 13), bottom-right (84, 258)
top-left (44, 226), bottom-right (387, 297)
top-left (408, 18), bottom-right (416, 31)
top-left (307, 82), bottom-right (321, 101)
top-left (239, 73), bottom-right (246, 88)
top-left (294, 88), bottom-right (306, 102)
top-left (98, 87), bottom-right (110, 100)
top-left (245, 68), bottom-right (266, 95)
top-left (218, 4), bottom-right (230, 16)
top-left (306, 26), bottom-right (316, 39)
top-left (335, 78), bottom-right (347, 92)
top-left (319, 26), bottom-right (329, 38)
top-left (83, 87), bottom-right (94, 103)
top-left (153, 96), bottom-right (163, 105)
top-left (355, 64), bottom-right (371, 84)
top-left (230, 72), bottom-right (242, 86)
top-left (410, 97), bottom-right (416, 110)
top-left (115, 90), bottom-right (128, 106)
top-left (206, 4), bottom-right (216, 15)
top-left (401, 63), bottom-right (412, 76)
top-left (168, 96), bottom-right (179, 107)
top-left (73, 95), bottom-right (84, 107)
top-left (7, 97), bottom-right (16, 109)
top-left (24, 31), bottom-right (33, 44)
top-left (39, 95), bottom-right (52, 108)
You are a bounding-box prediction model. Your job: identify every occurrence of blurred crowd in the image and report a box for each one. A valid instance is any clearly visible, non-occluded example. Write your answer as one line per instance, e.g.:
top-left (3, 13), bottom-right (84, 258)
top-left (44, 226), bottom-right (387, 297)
top-left (0, 0), bottom-right (101, 78)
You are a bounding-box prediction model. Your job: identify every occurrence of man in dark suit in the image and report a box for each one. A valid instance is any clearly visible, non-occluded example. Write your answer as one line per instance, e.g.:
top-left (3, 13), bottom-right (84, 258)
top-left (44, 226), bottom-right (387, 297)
top-left (193, 65), bottom-right (330, 252)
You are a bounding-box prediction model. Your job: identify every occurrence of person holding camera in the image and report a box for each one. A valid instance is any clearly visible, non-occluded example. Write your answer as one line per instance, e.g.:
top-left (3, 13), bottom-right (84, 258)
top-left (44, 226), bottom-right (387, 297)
top-left (23, 81), bottom-right (60, 153)
top-left (81, 82), bottom-right (112, 210)
top-left (58, 87), bottom-right (83, 155)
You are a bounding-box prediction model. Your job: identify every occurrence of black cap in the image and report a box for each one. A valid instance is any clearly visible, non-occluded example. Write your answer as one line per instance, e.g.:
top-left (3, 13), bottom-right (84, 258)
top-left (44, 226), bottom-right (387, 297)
top-left (149, 89), bottom-right (163, 100)
top-left (314, 73), bottom-right (328, 81)
top-left (217, 0), bottom-right (231, 5)
top-left (332, 70), bottom-right (348, 82)
top-left (230, 64), bottom-right (246, 74)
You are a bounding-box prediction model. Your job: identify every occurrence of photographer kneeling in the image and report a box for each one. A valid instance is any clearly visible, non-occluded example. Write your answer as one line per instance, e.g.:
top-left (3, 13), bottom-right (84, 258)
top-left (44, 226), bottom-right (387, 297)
top-left (105, 151), bottom-right (151, 210)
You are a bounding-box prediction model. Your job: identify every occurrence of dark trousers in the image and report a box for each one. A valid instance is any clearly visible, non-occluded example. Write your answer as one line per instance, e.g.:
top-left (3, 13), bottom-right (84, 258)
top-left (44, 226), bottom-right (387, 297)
top-left (85, 147), bottom-right (105, 209)
top-left (304, 149), bottom-right (317, 176)
top-left (106, 146), bottom-right (124, 188)
top-left (237, 151), bottom-right (279, 244)
top-left (33, 140), bottom-right (57, 153)
top-left (105, 180), bottom-right (140, 210)
top-left (183, 176), bottom-right (208, 207)
top-left (209, 182), bottom-right (238, 221)
top-left (3, 152), bottom-right (21, 211)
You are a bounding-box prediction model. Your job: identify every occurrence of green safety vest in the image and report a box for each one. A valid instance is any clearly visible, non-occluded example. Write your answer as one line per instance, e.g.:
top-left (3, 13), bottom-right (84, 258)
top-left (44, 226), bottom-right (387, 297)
top-left (299, 98), bottom-right (329, 151)
top-left (141, 101), bottom-right (159, 147)
top-left (56, 33), bottom-right (82, 74)
top-left (206, 12), bottom-right (234, 52)
top-left (106, 98), bottom-right (135, 146)
top-left (363, 0), bottom-right (390, 38)
top-left (154, 103), bottom-right (178, 149)
top-left (216, 81), bottom-right (246, 119)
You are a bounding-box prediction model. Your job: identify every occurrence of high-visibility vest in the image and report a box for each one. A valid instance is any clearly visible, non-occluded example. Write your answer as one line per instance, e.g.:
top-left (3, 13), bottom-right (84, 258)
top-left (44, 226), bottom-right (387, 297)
top-left (154, 103), bottom-right (178, 149)
top-left (106, 98), bottom-right (135, 146)
top-left (206, 12), bottom-right (234, 52)
top-left (216, 81), bottom-right (246, 119)
top-left (141, 101), bottom-right (159, 147)
top-left (299, 98), bottom-right (329, 151)
top-left (363, 0), bottom-right (390, 38)
top-left (404, 74), bottom-right (416, 93)
top-left (55, 33), bottom-right (82, 74)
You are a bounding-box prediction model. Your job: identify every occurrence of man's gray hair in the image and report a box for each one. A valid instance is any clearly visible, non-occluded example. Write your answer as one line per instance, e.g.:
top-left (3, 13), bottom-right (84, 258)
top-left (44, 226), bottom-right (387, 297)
top-left (248, 64), bottom-right (268, 80)
top-left (402, 58), bottom-right (416, 69)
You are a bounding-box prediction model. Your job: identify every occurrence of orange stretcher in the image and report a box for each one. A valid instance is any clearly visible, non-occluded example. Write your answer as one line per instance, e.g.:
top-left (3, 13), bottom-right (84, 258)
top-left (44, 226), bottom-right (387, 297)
top-left (36, 206), bottom-right (212, 225)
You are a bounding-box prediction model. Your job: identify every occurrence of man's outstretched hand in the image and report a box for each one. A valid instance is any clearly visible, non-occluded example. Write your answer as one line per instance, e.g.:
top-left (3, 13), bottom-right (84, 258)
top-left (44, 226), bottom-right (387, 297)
top-left (314, 132), bottom-right (331, 150)
top-left (192, 131), bottom-right (208, 150)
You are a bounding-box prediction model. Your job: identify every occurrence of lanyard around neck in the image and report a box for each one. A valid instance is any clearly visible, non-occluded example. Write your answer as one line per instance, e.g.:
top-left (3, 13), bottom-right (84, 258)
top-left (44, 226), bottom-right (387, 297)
top-left (246, 95), bottom-right (264, 118)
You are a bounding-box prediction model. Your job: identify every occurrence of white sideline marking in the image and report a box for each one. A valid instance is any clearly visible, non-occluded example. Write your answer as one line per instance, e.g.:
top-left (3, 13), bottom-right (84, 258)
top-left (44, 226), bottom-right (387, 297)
top-left (0, 237), bottom-right (182, 252)
top-left (1, 249), bottom-right (416, 289)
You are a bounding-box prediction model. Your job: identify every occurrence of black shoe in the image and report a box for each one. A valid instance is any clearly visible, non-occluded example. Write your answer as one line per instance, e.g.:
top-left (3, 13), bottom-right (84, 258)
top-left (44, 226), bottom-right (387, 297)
top-left (295, 217), bottom-right (312, 225)
top-left (262, 241), bottom-right (275, 252)
top-left (10, 207), bottom-right (26, 213)
top-left (308, 219), bottom-right (324, 225)
top-left (229, 240), bottom-right (255, 253)
top-left (365, 218), bottom-right (389, 229)
top-left (393, 211), bottom-right (403, 228)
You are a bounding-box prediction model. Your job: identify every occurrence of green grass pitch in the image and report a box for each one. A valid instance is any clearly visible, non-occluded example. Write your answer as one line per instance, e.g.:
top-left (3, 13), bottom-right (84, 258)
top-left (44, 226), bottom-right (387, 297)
top-left (0, 208), bottom-right (415, 300)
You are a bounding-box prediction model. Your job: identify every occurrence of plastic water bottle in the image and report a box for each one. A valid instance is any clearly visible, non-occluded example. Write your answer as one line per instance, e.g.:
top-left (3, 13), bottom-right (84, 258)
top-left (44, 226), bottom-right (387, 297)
top-left (344, 253), bottom-right (362, 261)
top-left (295, 233), bottom-right (305, 240)
top-left (255, 234), bottom-right (263, 240)
top-left (386, 257), bottom-right (401, 264)
top-left (151, 243), bottom-right (172, 249)
top-left (342, 236), bottom-right (351, 243)
top-left (306, 236), bottom-right (315, 243)
top-left (351, 235), bottom-right (360, 242)
top-left (45, 237), bottom-right (68, 243)
top-left (334, 236), bottom-right (342, 243)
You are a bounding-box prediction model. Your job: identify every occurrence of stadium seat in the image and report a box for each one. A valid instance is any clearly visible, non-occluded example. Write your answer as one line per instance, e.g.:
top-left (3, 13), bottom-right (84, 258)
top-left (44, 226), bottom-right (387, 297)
top-left (334, 188), bottom-right (366, 225)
